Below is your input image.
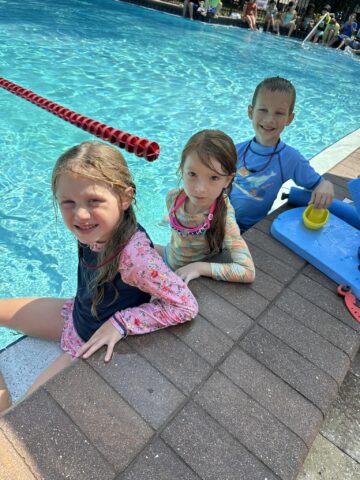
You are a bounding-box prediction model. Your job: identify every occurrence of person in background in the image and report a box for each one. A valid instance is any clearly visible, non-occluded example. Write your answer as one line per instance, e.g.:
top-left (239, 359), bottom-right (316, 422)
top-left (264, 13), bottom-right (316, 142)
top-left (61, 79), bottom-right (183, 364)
top-left (322, 15), bottom-right (340, 46)
top-left (338, 37), bottom-right (360, 55)
top-left (297, 2), bottom-right (315, 32)
top-left (311, 4), bottom-right (332, 43)
top-left (199, 0), bottom-right (222, 18)
top-left (183, 0), bottom-right (200, 20)
top-left (156, 130), bottom-right (255, 285)
top-left (335, 13), bottom-right (358, 49)
top-left (229, 77), bottom-right (334, 233)
top-left (242, 1), bottom-right (257, 31)
top-left (274, 1), bottom-right (297, 37)
top-left (263, 0), bottom-right (278, 33)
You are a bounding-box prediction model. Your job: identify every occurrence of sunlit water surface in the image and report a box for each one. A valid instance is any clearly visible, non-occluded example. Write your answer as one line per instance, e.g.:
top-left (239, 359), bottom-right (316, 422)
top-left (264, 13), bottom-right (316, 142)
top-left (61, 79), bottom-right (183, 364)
top-left (0, 0), bottom-right (359, 348)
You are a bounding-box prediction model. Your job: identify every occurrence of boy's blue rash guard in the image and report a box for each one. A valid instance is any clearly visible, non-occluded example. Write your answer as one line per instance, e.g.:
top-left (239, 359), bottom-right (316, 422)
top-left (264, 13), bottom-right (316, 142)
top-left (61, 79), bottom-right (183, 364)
top-left (72, 225), bottom-right (152, 342)
top-left (229, 139), bottom-right (322, 232)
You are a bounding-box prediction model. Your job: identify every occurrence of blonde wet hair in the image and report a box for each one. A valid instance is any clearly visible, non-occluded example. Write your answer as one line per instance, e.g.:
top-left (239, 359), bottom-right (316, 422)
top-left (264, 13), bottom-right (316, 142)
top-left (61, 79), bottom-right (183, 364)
top-left (52, 141), bottom-right (137, 315)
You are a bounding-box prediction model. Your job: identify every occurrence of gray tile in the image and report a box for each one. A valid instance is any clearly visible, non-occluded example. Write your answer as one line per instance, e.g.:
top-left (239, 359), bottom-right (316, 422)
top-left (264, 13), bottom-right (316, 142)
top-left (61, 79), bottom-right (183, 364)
top-left (248, 268), bottom-right (284, 301)
top-left (88, 342), bottom-right (185, 429)
top-left (162, 402), bottom-right (279, 480)
top-left (199, 277), bottom-right (269, 319)
top-left (259, 306), bottom-right (350, 384)
top-left (220, 348), bottom-right (323, 447)
top-left (253, 217), bottom-right (272, 234)
top-left (247, 242), bottom-right (297, 284)
top-left (45, 361), bottom-right (153, 471)
top-left (195, 372), bottom-right (307, 479)
top-left (302, 264), bottom-right (338, 291)
top-left (321, 372), bottom-right (360, 463)
top-left (170, 314), bottom-right (233, 366)
top-left (0, 389), bottom-right (115, 480)
top-left (119, 438), bottom-right (200, 480)
top-left (240, 326), bottom-right (339, 414)
top-left (0, 336), bottom-right (62, 403)
top-left (243, 227), bottom-right (306, 270)
top-left (290, 275), bottom-right (359, 331)
top-left (190, 281), bottom-right (253, 339)
top-left (276, 289), bottom-right (360, 358)
top-left (350, 351), bottom-right (360, 377)
top-left (297, 434), bottom-right (360, 480)
top-left (129, 329), bottom-right (211, 394)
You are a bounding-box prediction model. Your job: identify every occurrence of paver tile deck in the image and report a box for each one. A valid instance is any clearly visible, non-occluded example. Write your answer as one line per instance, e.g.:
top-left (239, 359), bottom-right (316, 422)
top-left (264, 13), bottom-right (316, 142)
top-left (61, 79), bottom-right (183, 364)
top-left (1, 151), bottom-right (359, 479)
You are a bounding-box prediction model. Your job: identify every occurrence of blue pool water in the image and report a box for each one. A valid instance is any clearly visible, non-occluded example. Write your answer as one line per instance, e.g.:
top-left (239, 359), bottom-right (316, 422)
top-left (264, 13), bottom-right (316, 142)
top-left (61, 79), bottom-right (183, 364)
top-left (0, 0), bottom-right (359, 349)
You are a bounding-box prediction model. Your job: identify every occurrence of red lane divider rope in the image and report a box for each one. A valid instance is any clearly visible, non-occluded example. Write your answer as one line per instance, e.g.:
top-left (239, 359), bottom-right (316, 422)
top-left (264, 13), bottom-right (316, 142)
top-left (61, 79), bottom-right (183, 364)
top-left (0, 77), bottom-right (160, 161)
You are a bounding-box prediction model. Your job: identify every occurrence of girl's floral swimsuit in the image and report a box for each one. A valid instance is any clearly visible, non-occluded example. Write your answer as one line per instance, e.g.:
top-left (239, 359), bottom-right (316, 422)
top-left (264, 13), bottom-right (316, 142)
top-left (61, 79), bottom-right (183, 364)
top-left (164, 189), bottom-right (255, 283)
top-left (61, 225), bottom-right (198, 358)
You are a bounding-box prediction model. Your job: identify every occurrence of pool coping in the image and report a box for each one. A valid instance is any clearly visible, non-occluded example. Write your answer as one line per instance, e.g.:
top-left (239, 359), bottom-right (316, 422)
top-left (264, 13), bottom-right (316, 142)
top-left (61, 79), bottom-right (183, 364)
top-left (1, 132), bottom-right (359, 479)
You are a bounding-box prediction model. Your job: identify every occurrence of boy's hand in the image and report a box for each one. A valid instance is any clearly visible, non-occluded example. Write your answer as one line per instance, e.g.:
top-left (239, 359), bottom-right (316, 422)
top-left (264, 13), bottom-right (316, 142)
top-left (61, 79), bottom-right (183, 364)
top-left (75, 320), bottom-right (123, 362)
top-left (175, 262), bottom-right (211, 284)
top-left (310, 180), bottom-right (334, 209)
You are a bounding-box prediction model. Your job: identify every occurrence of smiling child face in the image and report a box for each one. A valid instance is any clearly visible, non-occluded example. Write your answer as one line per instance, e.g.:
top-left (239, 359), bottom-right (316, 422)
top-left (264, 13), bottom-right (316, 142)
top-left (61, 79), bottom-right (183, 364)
top-left (248, 88), bottom-right (295, 147)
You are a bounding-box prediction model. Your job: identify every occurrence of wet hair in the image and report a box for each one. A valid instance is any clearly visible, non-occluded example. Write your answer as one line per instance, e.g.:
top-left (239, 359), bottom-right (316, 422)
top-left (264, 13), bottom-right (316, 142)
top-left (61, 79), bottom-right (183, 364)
top-left (52, 141), bottom-right (137, 315)
top-left (252, 76), bottom-right (296, 113)
top-left (179, 129), bottom-right (237, 254)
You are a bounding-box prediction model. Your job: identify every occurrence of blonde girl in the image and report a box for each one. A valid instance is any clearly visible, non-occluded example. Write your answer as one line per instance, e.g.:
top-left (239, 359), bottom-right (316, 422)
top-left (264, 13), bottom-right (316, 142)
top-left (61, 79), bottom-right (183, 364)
top-left (156, 130), bottom-right (255, 285)
top-left (0, 141), bottom-right (197, 411)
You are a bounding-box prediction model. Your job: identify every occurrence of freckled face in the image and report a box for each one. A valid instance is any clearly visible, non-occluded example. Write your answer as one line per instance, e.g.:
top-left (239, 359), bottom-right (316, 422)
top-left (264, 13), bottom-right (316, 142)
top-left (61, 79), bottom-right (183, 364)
top-left (56, 174), bottom-right (123, 244)
top-left (248, 88), bottom-right (295, 147)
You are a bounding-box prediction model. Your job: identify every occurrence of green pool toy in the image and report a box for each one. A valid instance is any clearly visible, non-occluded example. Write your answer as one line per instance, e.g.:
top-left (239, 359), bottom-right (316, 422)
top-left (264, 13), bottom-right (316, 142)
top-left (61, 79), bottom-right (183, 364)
top-left (303, 205), bottom-right (329, 230)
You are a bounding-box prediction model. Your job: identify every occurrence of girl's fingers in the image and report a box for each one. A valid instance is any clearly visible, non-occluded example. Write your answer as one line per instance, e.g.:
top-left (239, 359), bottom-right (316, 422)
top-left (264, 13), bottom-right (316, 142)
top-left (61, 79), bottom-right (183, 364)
top-left (75, 342), bottom-right (91, 358)
top-left (104, 343), bottom-right (115, 363)
top-left (75, 321), bottom-right (123, 361)
top-left (76, 336), bottom-right (103, 359)
top-left (81, 340), bottom-right (104, 359)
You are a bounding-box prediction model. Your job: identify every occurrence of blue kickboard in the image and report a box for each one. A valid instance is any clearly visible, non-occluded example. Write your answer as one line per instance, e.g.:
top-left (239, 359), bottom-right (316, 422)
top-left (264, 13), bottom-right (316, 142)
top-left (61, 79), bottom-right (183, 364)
top-left (271, 207), bottom-right (360, 298)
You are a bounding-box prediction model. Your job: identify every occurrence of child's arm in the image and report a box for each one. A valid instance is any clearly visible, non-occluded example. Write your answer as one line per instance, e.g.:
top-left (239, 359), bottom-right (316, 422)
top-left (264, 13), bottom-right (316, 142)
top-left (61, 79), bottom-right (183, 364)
top-left (176, 201), bottom-right (255, 284)
top-left (110, 231), bottom-right (198, 334)
top-left (309, 179), bottom-right (334, 209)
top-left (291, 149), bottom-right (334, 209)
top-left (76, 231), bottom-right (198, 360)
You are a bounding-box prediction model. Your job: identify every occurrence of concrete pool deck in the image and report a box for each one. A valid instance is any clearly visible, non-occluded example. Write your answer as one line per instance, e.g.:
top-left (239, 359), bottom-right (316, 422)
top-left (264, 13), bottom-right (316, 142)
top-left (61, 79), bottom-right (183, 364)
top-left (1, 132), bottom-right (360, 479)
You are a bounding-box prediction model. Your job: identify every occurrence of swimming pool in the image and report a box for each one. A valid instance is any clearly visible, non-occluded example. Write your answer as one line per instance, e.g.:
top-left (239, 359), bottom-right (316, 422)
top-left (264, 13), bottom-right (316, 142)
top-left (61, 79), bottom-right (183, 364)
top-left (0, 0), bottom-right (359, 349)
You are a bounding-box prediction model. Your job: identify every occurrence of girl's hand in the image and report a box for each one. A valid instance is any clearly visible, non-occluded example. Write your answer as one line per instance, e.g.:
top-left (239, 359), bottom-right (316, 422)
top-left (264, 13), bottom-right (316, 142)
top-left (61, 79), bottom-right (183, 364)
top-left (310, 180), bottom-right (334, 209)
top-left (75, 320), bottom-right (123, 362)
top-left (175, 262), bottom-right (211, 284)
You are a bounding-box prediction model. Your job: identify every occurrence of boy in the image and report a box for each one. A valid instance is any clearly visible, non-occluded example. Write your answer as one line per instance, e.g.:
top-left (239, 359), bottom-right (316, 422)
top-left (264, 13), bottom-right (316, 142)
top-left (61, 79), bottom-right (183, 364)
top-left (229, 77), bottom-right (334, 232)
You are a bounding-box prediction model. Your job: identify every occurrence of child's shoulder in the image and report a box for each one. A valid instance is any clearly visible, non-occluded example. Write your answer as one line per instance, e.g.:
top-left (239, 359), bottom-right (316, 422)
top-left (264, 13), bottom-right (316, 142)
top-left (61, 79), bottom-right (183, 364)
top-left (166, 188), bottom-right (182, 206)
top-left (235, 139), bottom-right (251, 156)
top-left (280, 141), bottom-right (304, 157)
top-left (120, 227), bottom-right (153, 268)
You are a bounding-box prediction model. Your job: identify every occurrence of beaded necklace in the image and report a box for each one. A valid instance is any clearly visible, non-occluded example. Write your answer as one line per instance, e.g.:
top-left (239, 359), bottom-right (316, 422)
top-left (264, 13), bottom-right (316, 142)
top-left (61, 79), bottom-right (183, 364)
top-left (169, 192), bottom-right (216, 237)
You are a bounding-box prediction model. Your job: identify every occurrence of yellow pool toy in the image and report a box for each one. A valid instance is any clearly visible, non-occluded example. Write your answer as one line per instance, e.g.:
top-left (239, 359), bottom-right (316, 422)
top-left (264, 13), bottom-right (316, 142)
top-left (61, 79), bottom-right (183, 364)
top-left (303, 205), bottom-right (329, 230)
